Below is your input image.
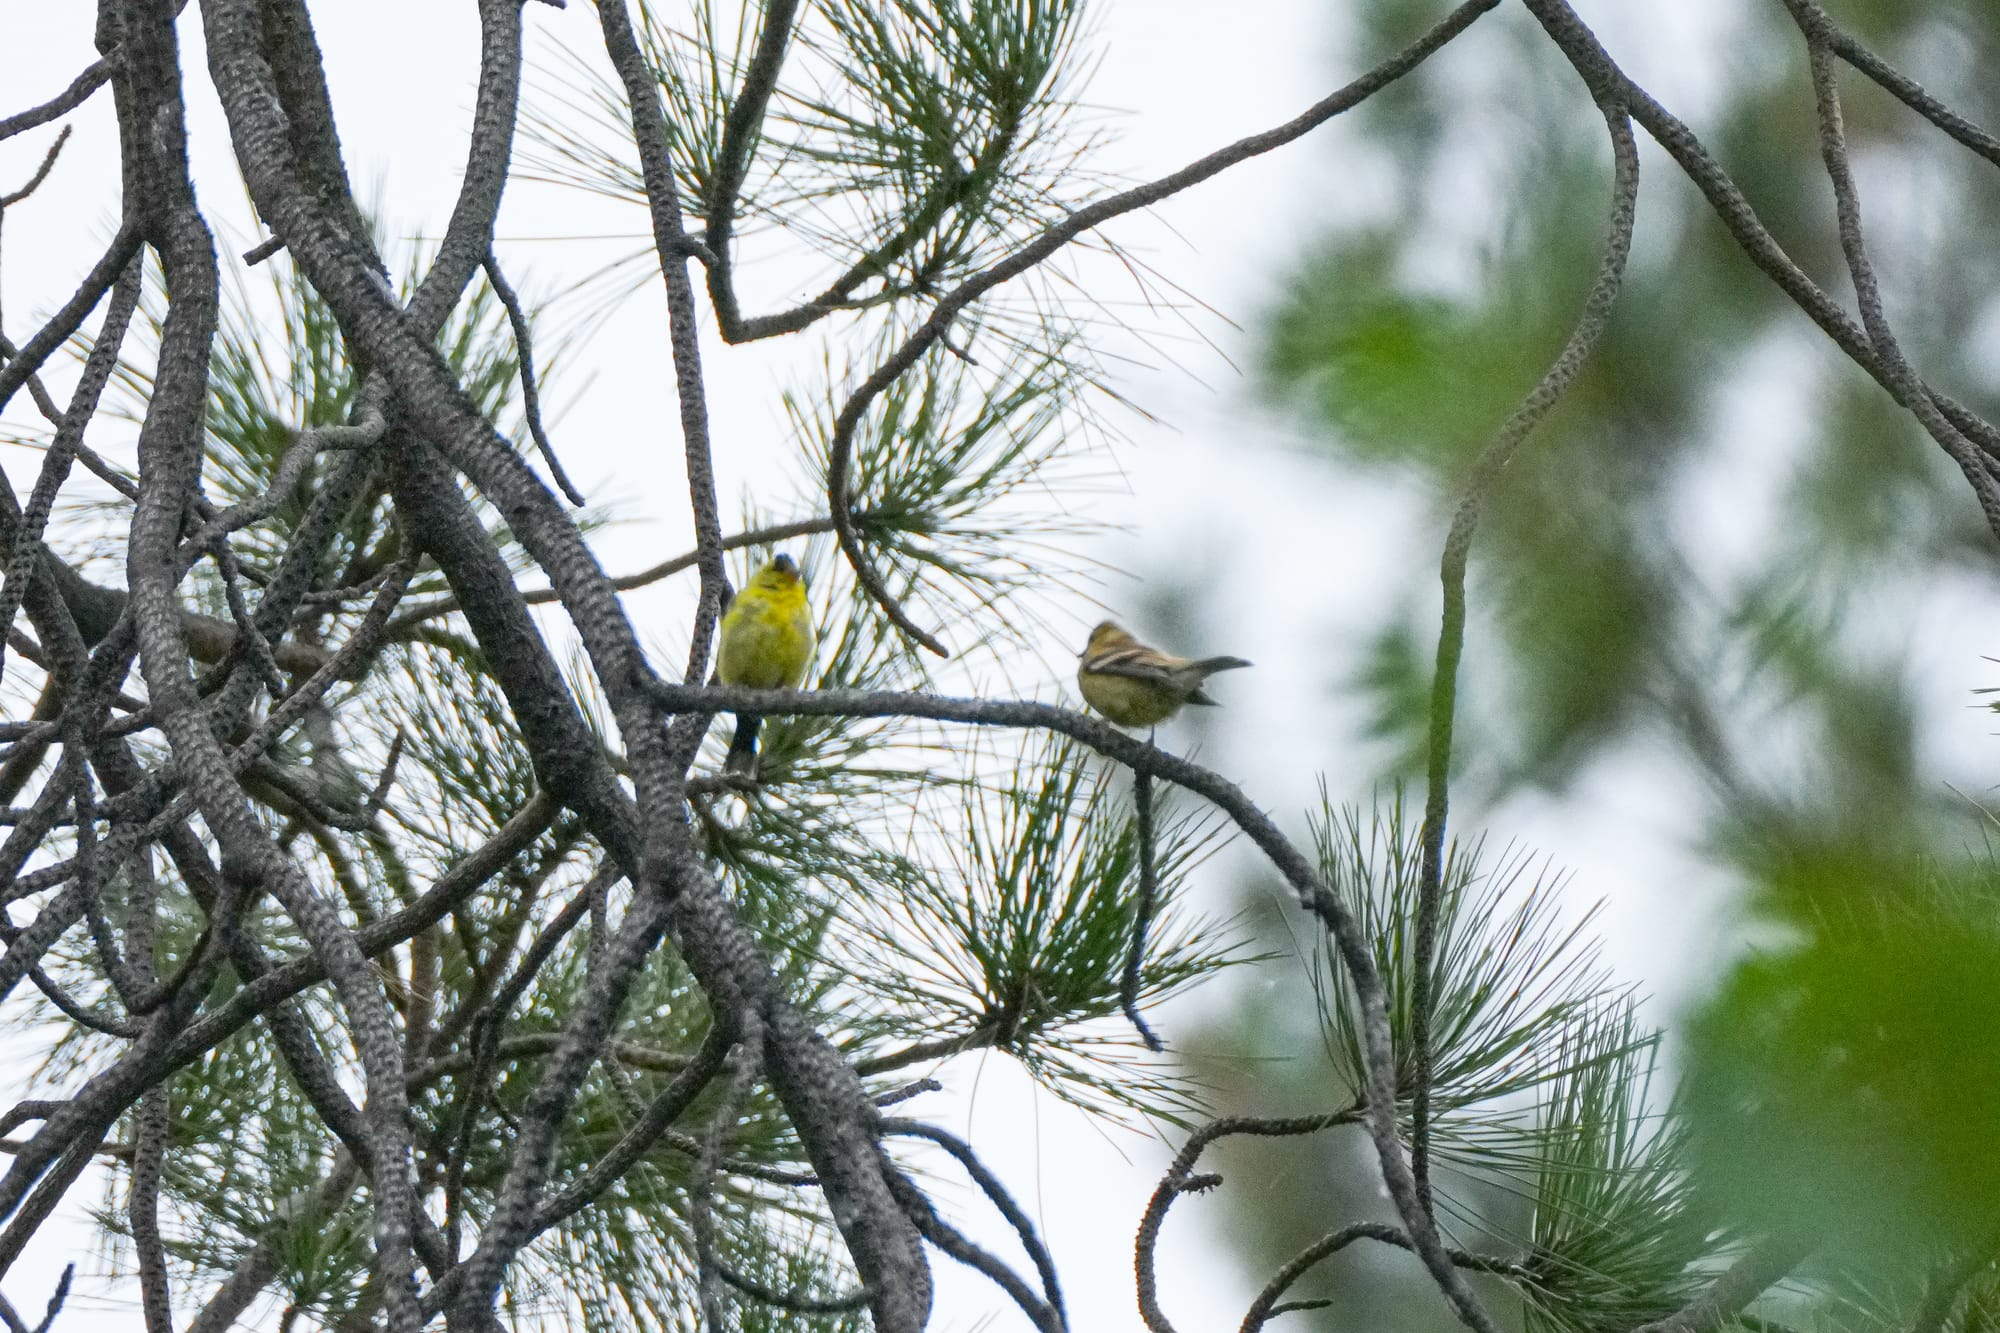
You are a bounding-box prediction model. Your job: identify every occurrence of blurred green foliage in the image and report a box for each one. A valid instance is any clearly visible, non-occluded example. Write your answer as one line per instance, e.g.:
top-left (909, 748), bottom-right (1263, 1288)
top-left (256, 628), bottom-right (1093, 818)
top-left (1263, 3), bottom-right (2000, 806)
top-left (1213, 0), bottom-right (2000, 1328)
top-left (1684, 853), bottom-right (2000, 1273)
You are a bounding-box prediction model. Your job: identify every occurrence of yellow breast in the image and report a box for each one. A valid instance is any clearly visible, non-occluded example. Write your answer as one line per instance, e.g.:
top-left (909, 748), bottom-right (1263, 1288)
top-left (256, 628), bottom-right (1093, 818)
top-left (1078, 667), bottom-right (1182, 728)
top-left (718, 588), bottom-right (813, 689)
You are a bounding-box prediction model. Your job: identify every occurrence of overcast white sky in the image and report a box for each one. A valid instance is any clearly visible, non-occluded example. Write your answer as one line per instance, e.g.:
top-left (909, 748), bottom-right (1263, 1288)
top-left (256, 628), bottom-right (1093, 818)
top-left (5, 1), bottom-right (1999, 1330)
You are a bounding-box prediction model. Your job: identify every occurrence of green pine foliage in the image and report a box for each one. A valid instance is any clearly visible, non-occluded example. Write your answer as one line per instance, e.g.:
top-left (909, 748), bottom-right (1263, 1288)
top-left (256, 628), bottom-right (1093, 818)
top-left (12, 1), bottom-right (2000, 1330)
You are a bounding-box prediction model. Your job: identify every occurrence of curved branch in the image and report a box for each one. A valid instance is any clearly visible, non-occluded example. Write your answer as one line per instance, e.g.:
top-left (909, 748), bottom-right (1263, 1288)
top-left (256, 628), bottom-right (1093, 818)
top-left (646, 675), bottom-right (1507, 1328)
top-left (703, 0), bottom-right (802, 341)
top-left (822, 0), bottom-right (1503, 656)
top-left (1522, 0), bottom-right (2000, 536)
top-left (1629, 1234), bottom-right (1812, 1333)
top-left (884, 1119), bottom-right (1066, 1329)
top-left (0, 58), bottom-right (115, 144)
top-left (1, 254), bottom-right (144, 686)
top-left (887, 1165), bottom-right (1062, 1333)
top-left (0, 225), bottom-right (141, 421)
top-left (1, 126), bottom-right (73, 208)
top-left (1241, 1221), bottom-right (1528, 1333)
top-left (713, 1258), bottom-right (868, 1315)
top-left (596, 0), bottom-right (729, 699)
top-left (1411, 96), bottom-right (1640, 1218)
top-left (1121, 770), bottom-right (1165, 1052)
top-left (525, 1024), bottom-right (732, 1234)
top-left (402, 0), bottom-right (525, 339)
top-left (1782, 0), bottom-right (2000, 173)
top-left (1136, 1112), bottom-right (1361, 1333)
top-left (482, 251), bottom-right (586, 506)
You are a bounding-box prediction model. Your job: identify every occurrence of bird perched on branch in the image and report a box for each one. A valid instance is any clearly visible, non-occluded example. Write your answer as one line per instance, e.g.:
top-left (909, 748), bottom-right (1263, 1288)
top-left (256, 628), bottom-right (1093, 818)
top-left (1075, 620), bottom-right (1251, 729)
top-left (717, 554), bottom-right (814, 779)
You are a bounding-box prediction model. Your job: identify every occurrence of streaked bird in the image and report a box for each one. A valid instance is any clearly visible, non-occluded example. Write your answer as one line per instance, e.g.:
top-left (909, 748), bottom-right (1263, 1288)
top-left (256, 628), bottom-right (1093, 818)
top-left (716, 554), bottom-right (815, 778)
top-left (1075, 620), bottom-right (1251, 729)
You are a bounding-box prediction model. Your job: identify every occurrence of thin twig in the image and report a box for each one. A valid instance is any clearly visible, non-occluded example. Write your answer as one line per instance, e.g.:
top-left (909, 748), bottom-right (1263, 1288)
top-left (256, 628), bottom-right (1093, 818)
top-left (0, 225), bottom-right (141, 422)
top-left (26, 1263), bottom-right (71, 1333)
top-left (873, 1077), bottom-right (942, 1108)
top-left (0, 250), bottom-right (141, 689)
top-left (0, 127), bottom-right (73, 208)
top-left (379, 513), bottom-right (853, 638)
top-left (713, 1259), bottom-right (868, 1315)
top-left (821, 0), bottom-right (1503, 657)
top-left (482, 250), bottom-right (586, 506)
top-left (1121, 769), bottom-right (1165, 1052)
top-left (421, 1027), bottom-right (733, 1316)
top-left (694, 1039), bottom-right (762, 1332)
top-left (702, 0), bottom-right (802, 340)
top-left (1783, 0), bottom-right (2000, 173)
top-left (0, 53), bottom-right (115, 143)
top-left (885, 1119), bottom-right (1066, 1329)
top-left (1242, 1222), bottom-right (1529, 1333)
top-left (1524, 0), bottom-right (2000, 538)
top-left (1135, 1111), bottom-right (1362, 1333)
top-left (887, 1166), bottom-right (1063, 1333)
top-left (241, 235), bottom-right (285, 265)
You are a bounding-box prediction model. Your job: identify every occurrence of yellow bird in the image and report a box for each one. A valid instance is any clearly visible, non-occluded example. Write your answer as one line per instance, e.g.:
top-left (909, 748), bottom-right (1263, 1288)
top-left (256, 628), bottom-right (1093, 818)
top-left (716, 554), bottom-right (815, 778)
top-left (1075, 620), bottom-right (1251, 729)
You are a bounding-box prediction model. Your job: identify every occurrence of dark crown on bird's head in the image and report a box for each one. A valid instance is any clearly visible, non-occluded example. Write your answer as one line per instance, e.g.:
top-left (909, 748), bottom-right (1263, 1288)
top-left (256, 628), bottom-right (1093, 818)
top-left (767, 553), bottom-right (799, 580)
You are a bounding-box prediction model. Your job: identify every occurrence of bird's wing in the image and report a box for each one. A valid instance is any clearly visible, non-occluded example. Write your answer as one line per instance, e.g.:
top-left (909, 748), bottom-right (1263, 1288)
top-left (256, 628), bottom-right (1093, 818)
top-left (1082, 648), bottom-right (1183, 686)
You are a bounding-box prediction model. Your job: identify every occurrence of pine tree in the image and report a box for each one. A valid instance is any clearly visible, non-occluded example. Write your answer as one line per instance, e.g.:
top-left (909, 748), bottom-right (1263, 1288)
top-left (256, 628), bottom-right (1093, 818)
top-left (3, 3), bottom-right (2000, 1332)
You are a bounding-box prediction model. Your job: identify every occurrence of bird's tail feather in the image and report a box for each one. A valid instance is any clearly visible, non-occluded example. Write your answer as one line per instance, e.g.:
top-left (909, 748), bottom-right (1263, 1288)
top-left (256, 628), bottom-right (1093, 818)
top-left (725, 712), bottom-right (761, 778)
top-left (1190, 655), bottom-right (1252, 676)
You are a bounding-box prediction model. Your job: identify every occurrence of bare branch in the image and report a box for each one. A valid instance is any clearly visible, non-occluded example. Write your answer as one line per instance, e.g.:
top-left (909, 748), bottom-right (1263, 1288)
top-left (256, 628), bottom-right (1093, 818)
top-left (702, 0), bottom-right (803, 341)
top-left (714, 1259), bottom-right (868, 1315)
top-left (596, 0), bottom-right (729, 698)
top-left (1120, 769), bottom-right (1164, 1052)
top-left (1629, 1235), bottom-right (1813, 1333)
top-left (1242, 1222), bottom-right (1528, 1333)
top-left (1412, 95), bottom-right (1640, 1218)
top-left (0, 251), bottom-right (142, 687)
top-left (1783, 0), bottom-right (2000, 172)
top-left (822, 0), bottom-right (1503, 657)
top-left (0, 55), bottom-right (115, 143)
top-left (127, 1089), bottom-right (172, 1333)
top-left (0, 225), bottom-right (142, 421)
top-left (0, 127), bottom-right (73, 208)
top-left (888, 1165), bottom-right (1063, 1333)
top-left (25, 1262), bottom-right (71, 1333)
top-left (481, 250), bottom-right (586, 506)
top-left (1136, 1112), bottom-right (1361, 1333)
top-left (1522, 0), bottom-right (2000, 535)
top-left (885, 1119), bottom-right (1066, 1329)
top-left (646, 675), bottom-right (1498, 1330)
top-left (381, 512), bottom-right (851, 638)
